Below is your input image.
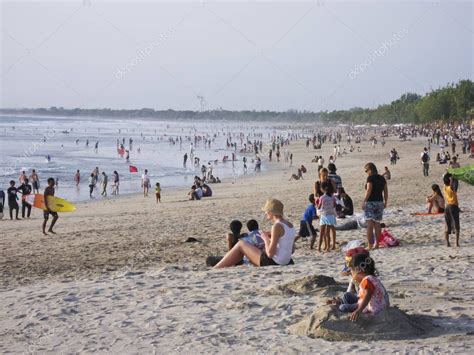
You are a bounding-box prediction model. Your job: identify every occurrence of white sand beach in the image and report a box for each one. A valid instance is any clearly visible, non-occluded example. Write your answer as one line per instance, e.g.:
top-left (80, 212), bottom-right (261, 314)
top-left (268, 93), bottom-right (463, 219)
top-left (1, 135), bottom-right (473, 353)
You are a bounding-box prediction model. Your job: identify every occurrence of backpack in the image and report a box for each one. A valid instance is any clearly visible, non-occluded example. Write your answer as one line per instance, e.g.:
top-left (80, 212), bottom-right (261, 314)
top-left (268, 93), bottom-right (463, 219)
top-left (422, 152), bottom-right (429, 163)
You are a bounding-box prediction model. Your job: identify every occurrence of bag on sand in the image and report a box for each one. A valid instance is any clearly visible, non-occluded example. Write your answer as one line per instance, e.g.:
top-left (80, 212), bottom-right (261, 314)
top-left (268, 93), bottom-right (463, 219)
top-left (378, 229), bottom-right (400, 248)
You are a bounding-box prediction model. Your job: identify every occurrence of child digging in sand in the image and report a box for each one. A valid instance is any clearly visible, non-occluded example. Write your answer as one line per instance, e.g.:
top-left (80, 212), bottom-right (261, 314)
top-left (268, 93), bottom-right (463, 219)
top-left (317, 181), bottom-right (337, 252)
top-left (328, 254), bottom-right (389, 321)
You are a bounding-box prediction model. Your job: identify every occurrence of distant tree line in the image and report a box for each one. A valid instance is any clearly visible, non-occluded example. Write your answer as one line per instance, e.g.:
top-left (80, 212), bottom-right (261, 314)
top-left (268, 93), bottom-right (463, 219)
top-left (320, 80), bottom-right (473, 124)
top-left (1, 80), bottom-right (472, 124)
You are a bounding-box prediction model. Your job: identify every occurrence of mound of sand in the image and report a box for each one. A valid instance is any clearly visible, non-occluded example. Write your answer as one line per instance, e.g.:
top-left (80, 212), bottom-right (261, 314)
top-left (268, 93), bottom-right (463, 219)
top-left (289, 305), bottom-right (432, 341)
top-left (267, 275), bottom-right (346, 297)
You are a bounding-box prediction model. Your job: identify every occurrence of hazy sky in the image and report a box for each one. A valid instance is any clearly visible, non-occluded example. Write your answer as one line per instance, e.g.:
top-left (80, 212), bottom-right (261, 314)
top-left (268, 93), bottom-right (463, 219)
top-left (1, 0), bottom-right (472, 112)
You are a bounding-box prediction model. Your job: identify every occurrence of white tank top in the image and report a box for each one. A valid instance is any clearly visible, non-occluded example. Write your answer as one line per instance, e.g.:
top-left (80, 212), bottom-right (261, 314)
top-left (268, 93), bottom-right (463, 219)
top-left (272, 221), bottom-right (296, 265)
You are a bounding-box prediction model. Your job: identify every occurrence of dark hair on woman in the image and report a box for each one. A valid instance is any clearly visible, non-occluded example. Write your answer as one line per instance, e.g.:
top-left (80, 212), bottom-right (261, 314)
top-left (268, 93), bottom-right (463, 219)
top-left (321, 180), bottom-right (335, 196)
top-left (246, 219), bottom-right (259, 232)
top-left (443, 173), bottom-right (452, 186)
top-left (321, 180), bottom-right (330, 192)
top-left (353, 254), bottom-right (376, 276)
top-left (431, 184), bottom-right (443, 197)
top-left (364, 162), bottom-right (378, 174)
top-left (230, 220), bottom-right (243, 236)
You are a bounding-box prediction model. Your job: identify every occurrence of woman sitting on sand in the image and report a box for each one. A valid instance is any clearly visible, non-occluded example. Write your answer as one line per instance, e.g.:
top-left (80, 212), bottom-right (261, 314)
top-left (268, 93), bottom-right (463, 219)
top-left (214, 199), bottom-right (296, 268)
top-left (426, 184), bottom-right (445, 213)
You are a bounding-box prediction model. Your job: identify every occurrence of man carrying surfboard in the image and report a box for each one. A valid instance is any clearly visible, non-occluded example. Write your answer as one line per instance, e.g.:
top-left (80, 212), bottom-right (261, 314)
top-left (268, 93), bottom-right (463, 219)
top-left (42, 177), bottom-right (59, 235)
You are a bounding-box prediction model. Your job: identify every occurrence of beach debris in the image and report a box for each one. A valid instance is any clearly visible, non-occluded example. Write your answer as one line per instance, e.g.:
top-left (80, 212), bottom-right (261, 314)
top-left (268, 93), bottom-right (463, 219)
top-left (184, 237), bottom-right (200, 243)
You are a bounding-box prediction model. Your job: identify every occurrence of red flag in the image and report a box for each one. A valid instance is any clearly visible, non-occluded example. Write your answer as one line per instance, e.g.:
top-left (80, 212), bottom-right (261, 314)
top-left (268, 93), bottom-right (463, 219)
top-left (129, 165), bottom-right (138, 173)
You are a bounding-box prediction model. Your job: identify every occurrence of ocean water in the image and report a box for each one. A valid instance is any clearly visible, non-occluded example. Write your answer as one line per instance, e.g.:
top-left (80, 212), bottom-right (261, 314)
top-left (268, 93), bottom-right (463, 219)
top-left (0, 115), bottom-right (292, 202)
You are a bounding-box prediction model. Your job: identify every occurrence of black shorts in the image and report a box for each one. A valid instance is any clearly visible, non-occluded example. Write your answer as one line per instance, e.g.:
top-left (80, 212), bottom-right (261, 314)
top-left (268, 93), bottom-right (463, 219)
top-left (260, 252), bottom-right (279, 266)
top-left (44, 210), bottom-right (58, 219)
top-left (444, 204), bottom-right (460, 234)
top-left (299, 220), bottom-right (316, 238)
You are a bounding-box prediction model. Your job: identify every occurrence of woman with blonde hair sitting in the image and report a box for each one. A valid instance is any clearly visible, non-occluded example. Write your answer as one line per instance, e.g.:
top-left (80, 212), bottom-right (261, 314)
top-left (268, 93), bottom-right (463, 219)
top-left (214, 199), bottom-right (296, 268)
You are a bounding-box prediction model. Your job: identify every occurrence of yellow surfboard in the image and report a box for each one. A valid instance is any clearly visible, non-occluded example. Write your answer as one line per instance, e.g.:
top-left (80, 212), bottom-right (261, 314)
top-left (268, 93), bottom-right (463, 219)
top-left (25, 194), bottom-right (76, 213)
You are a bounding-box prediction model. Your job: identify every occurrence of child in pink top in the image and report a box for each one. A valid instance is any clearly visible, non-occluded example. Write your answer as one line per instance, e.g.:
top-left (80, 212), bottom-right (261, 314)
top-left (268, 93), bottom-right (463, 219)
top-left (328, 254), bottom-right (389, 320)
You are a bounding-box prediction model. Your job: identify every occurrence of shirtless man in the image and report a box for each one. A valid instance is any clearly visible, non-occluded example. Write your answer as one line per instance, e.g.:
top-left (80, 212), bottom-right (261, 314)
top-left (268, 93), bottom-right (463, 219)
top-left (42, 178), bottom-right (59, 235)
top-left (29, 169), bottom-right (40, 193)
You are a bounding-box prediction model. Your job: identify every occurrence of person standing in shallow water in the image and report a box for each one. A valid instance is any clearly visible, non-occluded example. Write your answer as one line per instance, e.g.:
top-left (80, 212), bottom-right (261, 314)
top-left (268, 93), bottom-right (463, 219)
top-left (29, 169), bottom-right (40, 193)
top-left (361, 163), bottom-right (388, 250)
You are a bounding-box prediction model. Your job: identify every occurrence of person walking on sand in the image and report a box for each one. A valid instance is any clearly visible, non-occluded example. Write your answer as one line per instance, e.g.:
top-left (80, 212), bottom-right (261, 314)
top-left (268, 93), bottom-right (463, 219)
top-left (7, 180), bottom-right (20, 220)
top-left (42, 177), bottom-right (59, 235)
top-left (361, 163), bottom-right (388, 250)
top-left (141, 169), bottom-right (151, 197)
top-left (155, 182), bottom-right (161, 203)
top-left (17, 178), bottom-right (32, 218)
top-left (421, 147), bottom-right (430, 177)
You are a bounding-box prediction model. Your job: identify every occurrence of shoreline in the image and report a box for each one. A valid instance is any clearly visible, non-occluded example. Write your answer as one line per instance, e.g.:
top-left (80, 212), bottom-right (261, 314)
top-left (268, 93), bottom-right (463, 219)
top-left (1, 134), bottom-right (473, 287)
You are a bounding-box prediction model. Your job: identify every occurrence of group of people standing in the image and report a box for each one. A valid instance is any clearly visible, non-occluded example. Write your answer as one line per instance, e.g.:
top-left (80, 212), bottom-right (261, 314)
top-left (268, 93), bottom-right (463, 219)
top-left (80, 168), bottom-right (120, 198)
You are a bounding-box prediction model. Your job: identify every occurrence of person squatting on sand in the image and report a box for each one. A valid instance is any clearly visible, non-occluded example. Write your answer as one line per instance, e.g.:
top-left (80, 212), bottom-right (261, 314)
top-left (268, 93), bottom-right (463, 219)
top-left (361, 163), bottom-right (388, 250)
top-left (335, 187), bottom-right (354, 218)
top-left (327, 253), bottom-right (389, 322)
top-left (214, 199), bottom-right (296, 268)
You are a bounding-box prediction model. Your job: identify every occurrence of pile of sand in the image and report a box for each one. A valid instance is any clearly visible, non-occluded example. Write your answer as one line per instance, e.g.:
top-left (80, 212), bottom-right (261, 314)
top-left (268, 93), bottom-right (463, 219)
top-left (267, 274), bottom-right (346, 297)
top-left (289, 305), bottom-right (433, 341)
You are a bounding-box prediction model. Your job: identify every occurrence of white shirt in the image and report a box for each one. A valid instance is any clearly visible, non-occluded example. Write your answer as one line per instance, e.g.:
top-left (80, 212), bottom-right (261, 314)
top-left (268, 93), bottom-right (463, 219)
top-left (272, 222), bottom-right (296, 265)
